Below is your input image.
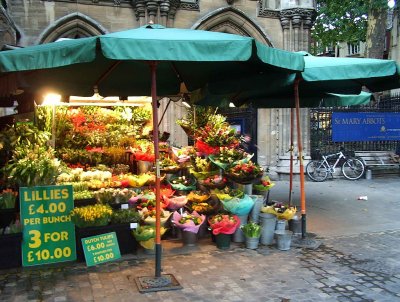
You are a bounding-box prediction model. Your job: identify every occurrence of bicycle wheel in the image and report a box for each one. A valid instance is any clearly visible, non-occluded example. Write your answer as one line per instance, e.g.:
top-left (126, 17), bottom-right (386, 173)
top-left (306, 160), bottom-right (329, 182)
top-left (342, 158), bottom-right (365, 180)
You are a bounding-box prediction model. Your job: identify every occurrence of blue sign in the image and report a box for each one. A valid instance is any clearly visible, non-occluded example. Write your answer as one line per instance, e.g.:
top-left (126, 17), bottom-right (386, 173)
top-left (332, 112), bottom-right (400, 142)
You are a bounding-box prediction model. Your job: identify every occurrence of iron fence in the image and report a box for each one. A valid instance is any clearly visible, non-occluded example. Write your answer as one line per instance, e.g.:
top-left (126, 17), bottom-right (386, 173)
top-left (310, 94), bottom-right (400, 159)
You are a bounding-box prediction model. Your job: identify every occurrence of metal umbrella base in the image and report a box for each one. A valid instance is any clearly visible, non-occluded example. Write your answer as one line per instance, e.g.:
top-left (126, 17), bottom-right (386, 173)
top-left (133, 274), bottom-right (182, 293)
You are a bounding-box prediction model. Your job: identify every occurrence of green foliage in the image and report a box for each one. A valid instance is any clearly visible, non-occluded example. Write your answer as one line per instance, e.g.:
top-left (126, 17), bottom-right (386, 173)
top-left (110, 209), bottom-right (140, 224)
top-left (241, 222), bottom-right (262, 238)
top-left (4, 145), bottom-right (62, 187)
top-left (312, 0), bottom-right (368, 54)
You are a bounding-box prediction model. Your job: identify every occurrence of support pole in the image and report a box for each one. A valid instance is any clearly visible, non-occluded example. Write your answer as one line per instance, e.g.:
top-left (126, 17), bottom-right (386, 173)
top-left (289, 107), bottom-right (294, 206)
top-left (294, 77), bottom-right (306, 239)
top-left (149, 61), bottom-right (162, 277)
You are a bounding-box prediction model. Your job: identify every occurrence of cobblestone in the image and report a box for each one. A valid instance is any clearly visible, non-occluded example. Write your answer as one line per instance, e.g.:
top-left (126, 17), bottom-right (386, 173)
top-left (0, 229), bottom-right (399, 301)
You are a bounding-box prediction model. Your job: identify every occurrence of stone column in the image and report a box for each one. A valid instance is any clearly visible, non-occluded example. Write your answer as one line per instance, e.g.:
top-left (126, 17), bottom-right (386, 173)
top-left (146, 0), bottom-right (159, 24)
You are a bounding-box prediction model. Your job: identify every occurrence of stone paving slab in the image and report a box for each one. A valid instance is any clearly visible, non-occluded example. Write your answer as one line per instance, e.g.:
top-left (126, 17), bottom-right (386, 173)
top-left (1, 230), bottom-right (400, 302)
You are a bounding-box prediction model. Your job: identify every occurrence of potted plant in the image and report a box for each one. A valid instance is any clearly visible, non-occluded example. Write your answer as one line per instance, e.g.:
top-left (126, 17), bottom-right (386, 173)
top-left (225, 160), bottom-right (264, 185)
top-left (241, 222), bottom-right (262, 249)
top-left (208, 213), bottom-right (240, 250)
top-left (132, 225), bottom-right (167, 254)
top-left (172, 211), bottom-right (206, 246)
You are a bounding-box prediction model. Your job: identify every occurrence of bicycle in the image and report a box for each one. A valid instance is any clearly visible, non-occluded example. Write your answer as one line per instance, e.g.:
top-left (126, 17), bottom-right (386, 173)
top-left (306, 149), bottom-right (365, 182)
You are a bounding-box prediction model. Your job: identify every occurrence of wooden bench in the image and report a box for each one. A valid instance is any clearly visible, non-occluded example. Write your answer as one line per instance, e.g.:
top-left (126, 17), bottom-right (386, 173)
top-left (354, 151), bottom-right (400, 171)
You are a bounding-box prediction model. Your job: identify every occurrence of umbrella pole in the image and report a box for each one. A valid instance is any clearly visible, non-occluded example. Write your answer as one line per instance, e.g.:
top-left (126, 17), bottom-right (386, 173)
top-left (294, 78), bottom-right (306, 239)
top-left (149, 61), bottom-right (162, 277)
top-left (289, 107), bottom-right (294, 206)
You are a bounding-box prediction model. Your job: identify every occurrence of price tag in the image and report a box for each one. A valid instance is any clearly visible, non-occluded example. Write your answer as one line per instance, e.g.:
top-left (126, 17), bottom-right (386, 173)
top-left (121, 204), bottom-right (129, 209)
top-left (81, 232), bottom-right (121, 266)
top-left (130, 223), bottom-right (138, 229)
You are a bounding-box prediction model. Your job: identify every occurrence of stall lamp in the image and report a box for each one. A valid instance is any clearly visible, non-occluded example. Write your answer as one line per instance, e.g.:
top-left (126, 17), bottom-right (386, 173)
top-left (229, 102), bottom-right (236, 108)
top-left (42, 93), bottom-right (62, 106)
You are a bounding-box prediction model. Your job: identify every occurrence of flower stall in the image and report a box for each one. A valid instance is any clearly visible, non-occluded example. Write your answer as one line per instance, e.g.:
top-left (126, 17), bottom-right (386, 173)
top-left (0, 103), bottom-right (282, 268)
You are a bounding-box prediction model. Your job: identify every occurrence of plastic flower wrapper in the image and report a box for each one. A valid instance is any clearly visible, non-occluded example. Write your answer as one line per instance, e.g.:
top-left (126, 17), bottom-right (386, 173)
top-left (226, 160), bottom-right (264, 184)
top-left (132, 225), bottom-right (167, 250)
top-left (211, 187), bottom-right (244, 201)
top-left (261, 202), bottom-right (297, 220)
top-left (208, 147), bottom-right (252, 170)
top-left (158, 185), bottom-right (175, 198)
top-left (198, 174), bottom-right (227, 189)
top-left (160, 157), bottom-right (180, 173)
top-left (208, 213), bottom-right (240, 235)
top-left (172, 146), bottom-right (192, 163)
top-left (130, 191), bottom-right (168, 210)
top-left (126, 173), bottom-right (152, 187)
top-left (187, 190), bottom-right (210, 203)
top-left (253, 176), bottom-right (275, 192)
top-left (139, 207), bottom-right (172, 226)
top-left (172, 211), bottom-right (205, 233)
top-left (221, 194), bottom-right (255, 216)
top-left (167, 175), bottom-right (197, 191)
top-left (164, 195), bottom-right (188, 211)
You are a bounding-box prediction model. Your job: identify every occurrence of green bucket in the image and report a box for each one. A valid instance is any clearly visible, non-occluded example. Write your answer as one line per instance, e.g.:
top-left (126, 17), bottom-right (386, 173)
top-left (215, 233), bottom-right (231, 250)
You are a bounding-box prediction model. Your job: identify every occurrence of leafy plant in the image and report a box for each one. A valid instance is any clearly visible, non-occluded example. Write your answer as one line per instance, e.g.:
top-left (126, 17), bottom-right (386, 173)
top-left (241, 222), bottom-right (261, 238)
top-left (4, 145), bottom-right (62, 187)
top-left (111, 209), bottom-right (140, 224)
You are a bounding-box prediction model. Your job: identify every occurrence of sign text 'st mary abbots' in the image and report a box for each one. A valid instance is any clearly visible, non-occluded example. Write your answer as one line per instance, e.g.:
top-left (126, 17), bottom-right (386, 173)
top-left (20, 185), bottom-right (76, 266)
top-left (332, 112), bottom-right (400, 142)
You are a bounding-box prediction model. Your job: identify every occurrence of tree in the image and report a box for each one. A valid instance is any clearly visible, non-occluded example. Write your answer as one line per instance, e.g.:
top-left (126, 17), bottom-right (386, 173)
top-left (311, 0), bottom-right (390, 58)
top-left (365, 0), bottom-right (389, 58)
top-left (311, 0), bottom-right (368, 55)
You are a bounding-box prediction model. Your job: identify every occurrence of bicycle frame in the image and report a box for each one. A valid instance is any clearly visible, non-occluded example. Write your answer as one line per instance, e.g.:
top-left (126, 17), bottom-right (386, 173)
top-left (321, 151), bottom-right (346, 174)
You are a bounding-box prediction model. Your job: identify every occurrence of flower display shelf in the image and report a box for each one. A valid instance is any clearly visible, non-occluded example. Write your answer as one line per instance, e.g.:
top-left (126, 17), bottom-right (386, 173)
top-left (73, 198), bottom-right (97, 208)
top-left (0, 208), bottom-right (18, 229)
top-left (75, 223), bottom-right (137, 262)
top-left (0, 232), bottom-right (22, 269)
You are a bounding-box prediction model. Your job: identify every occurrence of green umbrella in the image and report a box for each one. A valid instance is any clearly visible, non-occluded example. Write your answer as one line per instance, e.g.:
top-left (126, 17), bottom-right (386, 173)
top-left (194, 52), bottom-right (400, 240)
top-left (0, 24), bottom-right (304, 277)
top-left (196, 52), bottom-right (398, 108)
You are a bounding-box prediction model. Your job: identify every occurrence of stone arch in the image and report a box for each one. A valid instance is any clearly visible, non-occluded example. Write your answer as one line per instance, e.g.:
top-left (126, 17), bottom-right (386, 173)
top-left (192, 7), bottom-right (273, 47)
top-left (38, 13), bottom-right (108, 44)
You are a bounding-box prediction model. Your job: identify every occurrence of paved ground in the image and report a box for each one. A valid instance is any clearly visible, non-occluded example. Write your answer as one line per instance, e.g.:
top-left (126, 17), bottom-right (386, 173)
top-left (1, 175), bottom-right (400, 302)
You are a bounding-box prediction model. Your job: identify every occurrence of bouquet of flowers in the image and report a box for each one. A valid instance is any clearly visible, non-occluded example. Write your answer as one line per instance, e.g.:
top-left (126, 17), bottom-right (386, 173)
top-left (208, 213), bottom-right (240, 235)
top-left (132, 225), bottom-right (167, 250)
top-left (0, 189), bottom-right (18, 209)
top-left (139, 208), bottom-right (172, 226)
top-left (261, 202), bottom-right (297, 220)
top-left (164, 195), bottom-right (188, 211)
top-left (160, 157), bottom-right (180, 173)
top-left (194, 114), bottom-right (239, 151)
top-left (187, 190), bottom-right (210, 203)
top-left (225, 161), bottom-right (264, 184)
top-left (221, 194), bottom-right (255, 216)
top-left (189, 157), bottom-right (218, 180)
top-left (198, 174), bottom-right (227, 189)
top-left (130, 142), bottom-right (155, 162)
top-left (208, 147), bottom-right (251, 170)
top-left (126, 173), bottom-right (153, 187)
top-left (70, 204), bottom-right (113, 228)
top-left (253, 176), bottom-right (275, 192)
top-left (168, 175), bottom-right (196, 191)
top-left (172, 211), bottom-right (206, 233)
top-left (94, 188), bottom-right (136, 206)
top-left (172, 146), bottom-right (193, 164)
top-left (211, 187), bottom-right (244, 201)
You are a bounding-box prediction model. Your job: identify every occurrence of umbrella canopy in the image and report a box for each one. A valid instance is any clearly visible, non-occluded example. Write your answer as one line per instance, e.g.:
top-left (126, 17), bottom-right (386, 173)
top-left (0, 24), bottom-right (306, 277)
top-left (196, 52), bottom-right (399, 108)
top-left (0, 24), bottom-right (303, 98)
